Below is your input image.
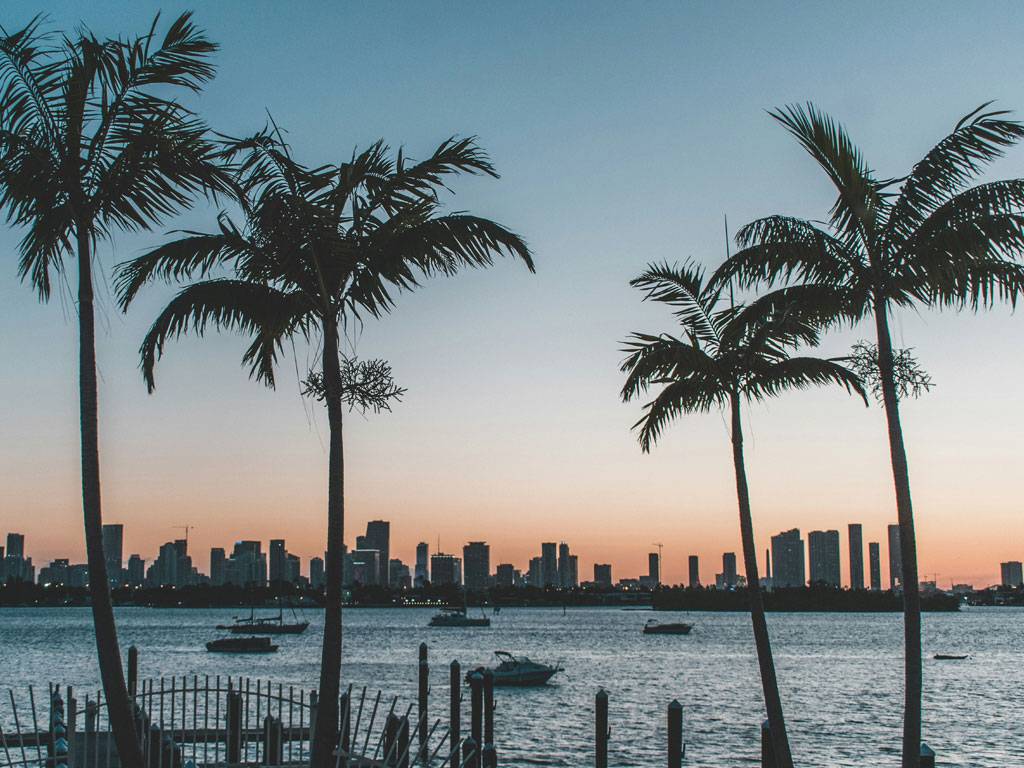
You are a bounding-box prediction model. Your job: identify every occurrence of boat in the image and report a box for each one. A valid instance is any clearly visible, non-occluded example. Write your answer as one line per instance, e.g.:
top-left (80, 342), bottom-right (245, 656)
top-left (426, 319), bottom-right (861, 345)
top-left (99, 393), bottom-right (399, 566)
top-left (206, 636), bottom-right (278, 654)
top-left (429, 606), bottom-right (491, 627)
top-left (643, 619), bottom-right (693, 635)
top-left (217, 601), bottom-right (309, 635)
top-left (933, 654), bottom-right (969, 660)
top-left (466, 651), bottom-right (563, 686)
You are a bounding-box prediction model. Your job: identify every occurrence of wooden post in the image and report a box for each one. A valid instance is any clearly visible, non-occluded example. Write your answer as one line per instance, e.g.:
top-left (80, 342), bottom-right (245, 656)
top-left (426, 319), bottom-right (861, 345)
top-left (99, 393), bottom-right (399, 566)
top-left (263, 715), bottom-right (283, 765)
top-left (461, 737), bottom-right (477, 768)
top-left (760, 719), bottom-right (776, 768)
top-left (397, 716), bottom-right (410, 768)
top-left (667, 700), bottom-right (682, 768)
top-left (482, 670), bottom-right (495, 768)
top-left (449, 661), bottom-right (461, 768)
top-left (127, 646), bottom-right (138, 699)
top-left (226, 690), bottom-right (242, 764)
top-left (339, 691), bottom-right (351, 755)
top-left (309, 690), bottom-right (318, 755)
top-left (418, 643), bottom-right (429, 764)
top-left (920, 743), bottom-right (936, 768)
top-left (383, 713), bottom-right (399, 766)
top-left (469, 672), bottom-right (483, 768)
top-left (595, 689), bottom-right (608, 768)
top-left (84, 701), bottom-right (97, 735)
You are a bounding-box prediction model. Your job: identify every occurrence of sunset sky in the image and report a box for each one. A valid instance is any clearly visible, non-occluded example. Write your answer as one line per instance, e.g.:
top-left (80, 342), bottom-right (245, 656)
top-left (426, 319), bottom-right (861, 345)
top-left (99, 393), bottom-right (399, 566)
top-left (2, 1), bottom-right (1023, 588)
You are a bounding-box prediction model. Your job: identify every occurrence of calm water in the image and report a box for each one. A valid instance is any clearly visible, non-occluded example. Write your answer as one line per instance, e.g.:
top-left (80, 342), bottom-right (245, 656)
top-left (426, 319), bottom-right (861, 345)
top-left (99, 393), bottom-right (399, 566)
top-left (0, 606), bottom-right (1020, 767)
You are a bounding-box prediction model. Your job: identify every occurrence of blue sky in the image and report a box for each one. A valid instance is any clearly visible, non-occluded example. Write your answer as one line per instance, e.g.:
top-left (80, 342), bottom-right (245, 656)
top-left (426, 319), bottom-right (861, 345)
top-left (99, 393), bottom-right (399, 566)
top-left (2, 1), bottom-right (1023, 585)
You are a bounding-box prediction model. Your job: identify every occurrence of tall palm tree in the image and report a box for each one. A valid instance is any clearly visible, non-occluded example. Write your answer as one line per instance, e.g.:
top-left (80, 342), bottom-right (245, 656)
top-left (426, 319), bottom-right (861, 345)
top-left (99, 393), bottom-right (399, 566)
top-left (713, 103), bottom-right (1024, 767)
top-left (621, 261), bottom-right (865, 768)
top-left (0, 14), bottom-right (229, 765)
top-left (116, 130), bottom-right (533, 768)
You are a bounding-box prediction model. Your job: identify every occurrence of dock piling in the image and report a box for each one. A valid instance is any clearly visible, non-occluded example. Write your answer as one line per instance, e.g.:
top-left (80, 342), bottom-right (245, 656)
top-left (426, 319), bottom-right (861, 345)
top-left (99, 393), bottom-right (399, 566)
top-left (468, 673), bottom-right (483, 768)
top-left (595, 689), bottom-right (608, 768)
top-left (760, 719), bottom-right (776, 768)
top-left (449, 661), bottom-right (461, 768)
top-left (667, 700), bottom-right (682, 768)
top-left (127, 647), bottom-right (138, 700)
top-left (226, 690), bottom-right (241, 764)
top-left (920, 743), bottom-right (936, 768)
top-left (418, 643), bottom-right (428, 764)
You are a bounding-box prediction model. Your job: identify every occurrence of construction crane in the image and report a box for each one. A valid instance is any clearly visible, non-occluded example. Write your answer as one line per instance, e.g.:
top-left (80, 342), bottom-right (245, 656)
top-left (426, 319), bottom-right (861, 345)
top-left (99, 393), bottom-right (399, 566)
top-left (652, 542), bottom-right (664, 579)
top-left (173, 525), bottom-right (196, 547)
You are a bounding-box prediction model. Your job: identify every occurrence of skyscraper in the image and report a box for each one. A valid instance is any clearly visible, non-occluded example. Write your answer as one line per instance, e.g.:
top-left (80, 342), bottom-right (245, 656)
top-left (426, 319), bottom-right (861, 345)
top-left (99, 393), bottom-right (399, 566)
top-left (541, 543), bottom-right (557, 587)
top-left (568, 555), bottom-right (578, 587)
top-left (887, 524), bottom-right (902, 590)
top-left (1001, 561), bottom-right (1023, 587)
top-left (363, 521), bottom-right (391, 586)
top-left (102, 524), bottom-right (123, 586)
top-left (210, 548), bottom-right (226, 586)
top-left (869, 542), bottom-right (881, 591)
top-left (648, 552), bottom-right (661, 586)
top-left (495, 563), bottom-right (516, 587)
top-left (593, 563), bottom-right (612, 587)
top-left (463, 542), bottom-right (491, 591)
top-left (430, 553), bottom-right (460, 586)
top-left (310, 556), bottom-right (325, 589)
top-left (528, 557), bottom-right (544, 587)
top-left (415, 542), bottom-right (429, 587)
top-left (722, 552), bottom-right (737, 588)
top-left (848, 523), bottom-right (864, 590)
top-left (269, 539), bottom-right (287, 583)
top-left (126, 555), bottom-right (145, 587)
top-left (557, 543), bottom-right (571, 587)
top-left (771, 529), bottom-right (805, 588)
top-left (688, 555), bottom-right (700, 587)
top-left (808, 530), bottom-right (841, 587)
top-left (6, 533), bottom-right (24, 559)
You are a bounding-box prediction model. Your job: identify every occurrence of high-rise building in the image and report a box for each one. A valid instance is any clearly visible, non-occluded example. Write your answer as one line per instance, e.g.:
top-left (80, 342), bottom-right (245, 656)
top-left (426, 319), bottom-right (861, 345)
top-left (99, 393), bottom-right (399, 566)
top-left (102, 524), bottom-right (124, 586)
top-left (210, 548), bottom-right (226, 586)
top-left (495, 563), bottom-right (516, 587)
top-left (6, 533), bottom-right (24, 559)
top-left (463, 542), bottom-right (491, 591)
top-left (2, 533), bottom-right (33, 583)
top-left (528, 557), bottom-right (544, 587)
top-left (808, 530), bottom-right (841, 587)
top-left (430, 553), bottom-right (461, 586)
top-left (415, 542), bottom-right (429, 587)
top-left (771, 529), bottom-right (805, 588)
top-left (147, 540), bottom-right (196, 587)
top-left (541, 543), bottom-right (557, 587)
top-left (593, 563), bottom-right (612, 587)
top-left (648, 552), bottom-right (661, 586)
top-left (869, 542), bottom-right (882, 591)
top-left (310, 556), bottom-right (325, 588)
top-left (390, 559), bottom-right (411, 589)
top-left (224, 541), bottom-right (266, 586)
top-left (38, 559), bottom-right (69, 586)
top-left (887, 524), bottom-right (902, 590)
top-left (269, 539), bottom-right (287, 583)
top-left (127, 555), bottom-right (145, 586)
top-left (350, 549), bottom-right (381, 586)
top-left (848, 524), bottom-right (864, 590)
top-left (568, 555), bottom-right (578, 587)
top-left (688, 555), bottom-right (700, 587)
top-left (722, 552), bottom-right (738, 588)
top-left (363, 521), bottom-right (391, 586)
top-left (1001, 561), bottom-right (1023, 587)
top-left (286, 553), bottom-right (301, 584)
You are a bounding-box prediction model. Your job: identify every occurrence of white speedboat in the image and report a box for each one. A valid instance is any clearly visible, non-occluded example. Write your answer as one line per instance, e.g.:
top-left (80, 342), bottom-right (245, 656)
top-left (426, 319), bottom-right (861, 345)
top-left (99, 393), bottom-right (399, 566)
top-left (467, 651), bottom-right (562, 686)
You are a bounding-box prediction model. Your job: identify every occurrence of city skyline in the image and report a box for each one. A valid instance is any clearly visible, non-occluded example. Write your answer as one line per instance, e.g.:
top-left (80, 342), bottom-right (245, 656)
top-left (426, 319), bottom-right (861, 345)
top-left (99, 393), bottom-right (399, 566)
top-left (3, 2), bottom-right (1024, 588)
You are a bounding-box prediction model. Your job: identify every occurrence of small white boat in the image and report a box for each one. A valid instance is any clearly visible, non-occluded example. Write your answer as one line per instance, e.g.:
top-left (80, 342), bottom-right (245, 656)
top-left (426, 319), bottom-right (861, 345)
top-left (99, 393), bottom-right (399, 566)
top-left (467, 651), bottom-right (563, 686)
top-left (643, 619), bottom-right (693, 635)
top-left (429, 606), bottom-right (491, 627)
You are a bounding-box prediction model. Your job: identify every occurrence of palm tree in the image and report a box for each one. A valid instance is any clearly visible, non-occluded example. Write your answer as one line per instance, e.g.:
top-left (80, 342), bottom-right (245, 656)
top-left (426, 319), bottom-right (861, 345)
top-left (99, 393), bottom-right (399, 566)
top-left (0, 14), bottom-right (229, 765)
top-left (116, 130), bottom-right (534, 768)
top-left (621, 261), bottom-right (865, 768)
top-left (712, 103), bottom-right (1024, 767)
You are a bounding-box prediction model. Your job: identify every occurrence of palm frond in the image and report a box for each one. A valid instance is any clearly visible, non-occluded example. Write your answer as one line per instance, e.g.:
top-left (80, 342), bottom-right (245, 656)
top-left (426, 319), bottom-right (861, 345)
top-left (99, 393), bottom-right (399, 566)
top-left (630, 261), bottom-right (721, 347)
top-left (744, 356), bottom-right (867, 405)
top-left (633, 377), bottom-right (726, 452)
top-left (619, 332), bottom-right (720, 402)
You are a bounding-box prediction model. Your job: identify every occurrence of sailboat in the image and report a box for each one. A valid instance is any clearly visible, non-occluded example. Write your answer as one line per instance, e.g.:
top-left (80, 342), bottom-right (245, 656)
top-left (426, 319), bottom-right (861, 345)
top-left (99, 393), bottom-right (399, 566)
top-left (217, 599), bottom-right (309, 634)
top-left (429, 592), bottom-right (491, 627)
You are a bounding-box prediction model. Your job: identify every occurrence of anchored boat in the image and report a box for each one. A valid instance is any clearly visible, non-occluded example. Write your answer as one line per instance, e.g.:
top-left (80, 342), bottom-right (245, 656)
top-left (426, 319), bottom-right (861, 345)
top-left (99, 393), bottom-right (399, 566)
top-left (643, 619), bottom-right (693, 635)
top-left (217, 600), bottom-right (309, 635)
top-left (206, 636), bottom-right (278, 654)
top-left (429, 606), bottom-right (491, 627)
top-left (467, 651), bottom-right (563, 686)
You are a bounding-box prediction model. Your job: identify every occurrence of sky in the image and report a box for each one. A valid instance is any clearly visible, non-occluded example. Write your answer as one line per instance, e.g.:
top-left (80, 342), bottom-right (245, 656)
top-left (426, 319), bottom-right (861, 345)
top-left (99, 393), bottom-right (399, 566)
top-left (2, 1), bottom-right (1023, 588)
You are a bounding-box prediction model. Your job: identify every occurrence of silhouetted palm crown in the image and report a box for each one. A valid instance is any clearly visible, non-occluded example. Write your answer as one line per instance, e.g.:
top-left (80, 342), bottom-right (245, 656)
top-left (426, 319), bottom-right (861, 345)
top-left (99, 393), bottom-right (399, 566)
top-left (117, 131), bottom-right (533, 385)
top-left (621, 262), bottom-right (865, 448)
top-left (713, 103), bottom-right (1024, 321)
top-left (0, 13), bottom-right (229, 295)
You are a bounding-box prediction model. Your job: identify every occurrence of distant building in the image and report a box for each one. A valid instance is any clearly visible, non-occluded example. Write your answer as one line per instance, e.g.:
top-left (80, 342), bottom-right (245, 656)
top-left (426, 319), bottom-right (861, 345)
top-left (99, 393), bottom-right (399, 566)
top-left (415, 542), bottom-right (429, 587)
top-left (210, 548), bottom-right (226, 586)
top-left (363, 521), bottom-right (391, 586)
top-left (430, 553), bottom-right (461, 586)
top-left (771, 529), bottom-right (805, 588)
top-left (6, 533), bottom-right (24, 558)
top-left (390, 558), bottom-right (411, 589)
top-left (463, 542), bottom-right (491, 591)
top-left (887, 524), bottom-right (902, 590)
top-left (1001, 561), bottom-right (1023, 588)
top-left (541, 543), bottom-right (557, 587)
top-left (310, 556), bottom-right (325, 589)
top-left (868, 542), bottom-right (881, 591)
top-left (593, 563), bottom-right (612, 587)
top-left (722, 552), bottom-right (737, 588)
top-left (269, 539), bottom-right (287, 583)
top-left (568, 555), bottom-right (579, 587)
top-left (127, 555), bottom-right (145, 587)
top-left (286, 553), bottom-right (301, 584)
top-left (688, 555), bottom-right (700, 587)
top-left (495, 563), bottom-right (516, 587)
top-left (2, 533), bottom-right (33, 583)
top-left (147, 540), bottom-right (197, 587)
top-left (102, 524), bottom-right (124, 587)
top-left (350, 549), bottom-right (381, 586)
top-left (557, 543), bottom-right (571, 587)
top-left (68, 564), bottom-right (89, 588)
top-left (648, 552), bottom-right (661, 586)
top-left (38, 559), bottom-right (70, 586)
top-left (848, 524), bottom-right (864, 590)
top-left (808, 530), bottom-right (840, 587)
top-left (528, 557), bottom-right (544, 587)
top-left (224, 540), bottom-right (266, 586)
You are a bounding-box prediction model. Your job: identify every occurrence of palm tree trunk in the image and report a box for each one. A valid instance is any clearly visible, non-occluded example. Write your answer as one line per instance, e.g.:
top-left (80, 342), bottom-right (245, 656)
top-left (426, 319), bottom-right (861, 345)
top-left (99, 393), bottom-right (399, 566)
top-left (873, 298), bottom-right (922, 768)
top-left (730, 393), bottom-right (794, 768)
top-left (311, 319), bottom-right (345, 768)
top-left (76, 226), bottom-right (143, 768)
